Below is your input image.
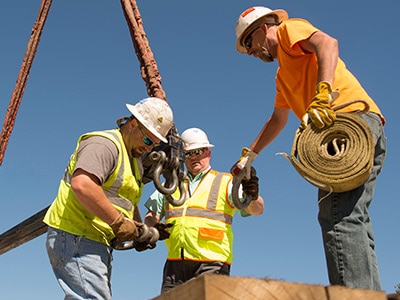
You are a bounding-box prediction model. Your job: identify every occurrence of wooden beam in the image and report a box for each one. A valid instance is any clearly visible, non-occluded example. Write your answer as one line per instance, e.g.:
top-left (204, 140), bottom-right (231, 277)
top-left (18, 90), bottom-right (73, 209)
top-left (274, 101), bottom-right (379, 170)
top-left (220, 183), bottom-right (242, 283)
top-left (153, 274), bottom-right (387, 300)
top-left (0, 206), bottom-right (49, 255)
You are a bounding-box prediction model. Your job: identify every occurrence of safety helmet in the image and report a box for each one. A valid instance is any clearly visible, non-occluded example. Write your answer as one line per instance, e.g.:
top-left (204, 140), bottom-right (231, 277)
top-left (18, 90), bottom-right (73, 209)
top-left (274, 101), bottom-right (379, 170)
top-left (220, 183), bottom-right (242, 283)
top-left (180, 128), bottom-right (215, 151)
top-left (126, 97), bottom-right (173, 143)
top-left (235, 6), bottom-right (288, 53)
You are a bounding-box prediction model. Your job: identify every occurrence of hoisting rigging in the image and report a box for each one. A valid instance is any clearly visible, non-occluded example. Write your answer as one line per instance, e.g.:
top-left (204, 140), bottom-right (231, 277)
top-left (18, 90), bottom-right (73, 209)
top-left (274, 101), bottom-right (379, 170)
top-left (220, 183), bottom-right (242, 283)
top-left (0, 0), bottom-right (186, 255)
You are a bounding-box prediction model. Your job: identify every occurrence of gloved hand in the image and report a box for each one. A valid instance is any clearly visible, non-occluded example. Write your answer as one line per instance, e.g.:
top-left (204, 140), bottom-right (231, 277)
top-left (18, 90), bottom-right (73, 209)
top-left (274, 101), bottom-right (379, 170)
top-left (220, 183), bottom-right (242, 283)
top-left (154, 222), bottom-right (173, 240)
top-left (230, 147), bottom-right (258, 180)
top-left (109, 213), bottom-right (139, 242)
top-left (300, 81), bottom-right (337, 130)
top-left (134, 240), bottom-right (157, 252)
top-left (241, 168), bottom-right (259, 200)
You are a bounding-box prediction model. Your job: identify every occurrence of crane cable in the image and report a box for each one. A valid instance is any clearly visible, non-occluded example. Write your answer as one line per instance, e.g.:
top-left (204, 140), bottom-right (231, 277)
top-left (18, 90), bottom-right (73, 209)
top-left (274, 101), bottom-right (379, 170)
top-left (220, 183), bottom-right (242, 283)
top-left (277, 100), bottom-right (374, 198)
top-left (120, 0), bottom-right (166, 101)
top-left (0, 0), bottom-right (52, 166)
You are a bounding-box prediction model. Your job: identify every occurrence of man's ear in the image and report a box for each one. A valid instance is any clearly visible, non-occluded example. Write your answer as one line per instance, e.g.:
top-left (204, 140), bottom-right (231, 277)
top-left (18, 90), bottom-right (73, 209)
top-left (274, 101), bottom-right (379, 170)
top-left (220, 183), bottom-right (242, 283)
top-left (129, 117), bottom-right (138, 128)
top-left (260, 23), bottom-right (269, 33)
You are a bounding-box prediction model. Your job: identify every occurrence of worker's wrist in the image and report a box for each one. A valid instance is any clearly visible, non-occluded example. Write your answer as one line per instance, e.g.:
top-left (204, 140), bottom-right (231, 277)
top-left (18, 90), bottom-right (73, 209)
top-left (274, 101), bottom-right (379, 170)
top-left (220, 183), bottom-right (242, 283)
top-left (110, 213), bottom-right (124, 228)
top-left (316, 81), bottom-right (333, 94)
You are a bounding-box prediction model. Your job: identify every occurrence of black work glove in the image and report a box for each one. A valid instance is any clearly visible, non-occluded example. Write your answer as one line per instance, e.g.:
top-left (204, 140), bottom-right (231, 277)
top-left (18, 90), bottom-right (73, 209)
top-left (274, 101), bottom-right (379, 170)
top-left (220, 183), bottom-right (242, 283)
top-left (134, 240), bottom-right (157, 252)
top-left (154, 222), bottom-right (173, 240)
top-left (241, 174), bottom-right (259, 200)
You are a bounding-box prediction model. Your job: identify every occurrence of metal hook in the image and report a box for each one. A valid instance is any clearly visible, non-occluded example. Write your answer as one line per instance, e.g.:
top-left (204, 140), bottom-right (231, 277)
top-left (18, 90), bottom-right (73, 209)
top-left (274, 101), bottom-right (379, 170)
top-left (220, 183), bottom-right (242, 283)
top-left (231, 167), bottom-right (256, 210)
top-left (110, 223), bottom-right (157, 250)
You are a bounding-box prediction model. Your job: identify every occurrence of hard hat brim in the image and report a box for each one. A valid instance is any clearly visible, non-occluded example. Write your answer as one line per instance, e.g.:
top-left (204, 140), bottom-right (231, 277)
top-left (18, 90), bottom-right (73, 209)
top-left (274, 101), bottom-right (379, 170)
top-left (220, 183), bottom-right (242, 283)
top-left (126, 103), bottom-right (168, 143)
top-left (236, 9), bottom-right (288, 53)
top-left (184, 143), bottom-right (215, 151)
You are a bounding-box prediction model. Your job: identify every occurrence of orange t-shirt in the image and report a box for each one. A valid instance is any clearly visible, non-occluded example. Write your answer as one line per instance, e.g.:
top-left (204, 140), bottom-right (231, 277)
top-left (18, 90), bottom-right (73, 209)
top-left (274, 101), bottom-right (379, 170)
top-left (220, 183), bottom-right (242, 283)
top-left (274, 18), bottom-right (384, 123)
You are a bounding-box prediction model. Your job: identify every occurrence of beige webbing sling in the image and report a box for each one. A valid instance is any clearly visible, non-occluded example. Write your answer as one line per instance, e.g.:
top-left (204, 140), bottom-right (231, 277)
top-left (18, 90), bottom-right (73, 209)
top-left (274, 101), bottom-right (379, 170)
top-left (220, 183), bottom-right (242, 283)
top-left (279, 100), bottom-right (374, 194)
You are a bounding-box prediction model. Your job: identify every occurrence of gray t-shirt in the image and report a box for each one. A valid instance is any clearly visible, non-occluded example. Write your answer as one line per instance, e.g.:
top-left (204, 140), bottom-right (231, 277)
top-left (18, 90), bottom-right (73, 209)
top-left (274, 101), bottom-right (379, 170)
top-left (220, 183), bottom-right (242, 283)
top-left (74, 136), bottom-right (119, 184)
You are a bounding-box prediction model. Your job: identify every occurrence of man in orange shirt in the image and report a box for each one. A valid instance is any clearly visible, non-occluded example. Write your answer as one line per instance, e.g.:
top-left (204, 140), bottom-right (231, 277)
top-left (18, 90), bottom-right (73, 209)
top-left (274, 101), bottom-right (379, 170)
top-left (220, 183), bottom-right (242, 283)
top-left (234, 6), bottom-right (386, 290)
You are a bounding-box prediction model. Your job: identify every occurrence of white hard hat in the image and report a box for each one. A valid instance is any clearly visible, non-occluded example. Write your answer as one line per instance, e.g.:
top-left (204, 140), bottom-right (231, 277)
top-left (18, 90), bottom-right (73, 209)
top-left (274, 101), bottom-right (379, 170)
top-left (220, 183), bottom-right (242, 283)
top-left (235, 6), bottom-right (288, 53)
top-left (180, 128), bottom-right (215, 151)
top-left (126, 97), bottom-right (173, 143)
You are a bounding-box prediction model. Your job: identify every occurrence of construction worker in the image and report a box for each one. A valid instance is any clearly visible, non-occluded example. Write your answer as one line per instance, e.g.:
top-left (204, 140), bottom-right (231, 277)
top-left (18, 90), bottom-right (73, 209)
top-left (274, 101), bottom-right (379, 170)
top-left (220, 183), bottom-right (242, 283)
top-left (234, 6), bottom-right (386, 290)
top-left (43, 97), bottom-right (174, 299)
top-left (143, 127), bottom-right (264, 293)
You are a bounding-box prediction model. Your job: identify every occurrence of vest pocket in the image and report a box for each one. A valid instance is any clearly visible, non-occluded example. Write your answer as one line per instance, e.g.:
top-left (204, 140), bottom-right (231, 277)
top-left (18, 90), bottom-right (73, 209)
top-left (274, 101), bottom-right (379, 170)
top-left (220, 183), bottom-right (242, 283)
top-left (198, 227), bottom-right (224, 241)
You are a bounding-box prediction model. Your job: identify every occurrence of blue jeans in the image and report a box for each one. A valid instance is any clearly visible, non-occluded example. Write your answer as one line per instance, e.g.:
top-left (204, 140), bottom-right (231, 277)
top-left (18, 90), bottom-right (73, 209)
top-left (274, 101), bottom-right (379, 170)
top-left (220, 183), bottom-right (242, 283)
top-left (318, 112), bottom-right (386, 290)
top-left (46, 227), bottom-right (113, 299)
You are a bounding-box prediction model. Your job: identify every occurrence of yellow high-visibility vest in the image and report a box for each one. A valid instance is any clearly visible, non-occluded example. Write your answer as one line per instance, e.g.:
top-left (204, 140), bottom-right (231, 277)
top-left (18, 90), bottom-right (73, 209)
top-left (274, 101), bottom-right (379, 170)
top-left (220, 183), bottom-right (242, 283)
top-left (44, 129), bottom-right (143, 245)
top-left (165, 170), bottom-right (235, 264)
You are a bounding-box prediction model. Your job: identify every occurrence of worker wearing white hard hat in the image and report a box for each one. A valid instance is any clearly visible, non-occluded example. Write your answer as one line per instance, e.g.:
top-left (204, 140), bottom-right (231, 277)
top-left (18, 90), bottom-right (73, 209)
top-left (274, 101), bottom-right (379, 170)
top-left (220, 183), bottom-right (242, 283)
top-left (44, 97), bottom-right (174, 299)
top-left (116, 97), bottom-right (174, 157)
top-left (144, 127), bottom-right (264, 293)
top-left (180, 127), bottom-right (214, 151)
top-left (126, 97), bottom-right (173, 144)
top-left (233, 5), bottom-right (386, 291)
top-left (235, 6), bottom-right (288, 54)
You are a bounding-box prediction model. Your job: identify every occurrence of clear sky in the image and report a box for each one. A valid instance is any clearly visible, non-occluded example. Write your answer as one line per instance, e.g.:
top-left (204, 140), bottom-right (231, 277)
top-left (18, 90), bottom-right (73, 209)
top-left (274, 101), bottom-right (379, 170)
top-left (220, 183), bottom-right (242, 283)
top-left (0, 1), bottom-right (399, 299)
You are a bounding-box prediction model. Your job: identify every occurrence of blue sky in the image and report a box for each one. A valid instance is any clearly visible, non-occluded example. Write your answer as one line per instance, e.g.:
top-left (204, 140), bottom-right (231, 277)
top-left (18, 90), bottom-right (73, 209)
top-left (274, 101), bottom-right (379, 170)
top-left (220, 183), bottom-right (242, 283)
top-left (0, 1), bottom-right (399, 299)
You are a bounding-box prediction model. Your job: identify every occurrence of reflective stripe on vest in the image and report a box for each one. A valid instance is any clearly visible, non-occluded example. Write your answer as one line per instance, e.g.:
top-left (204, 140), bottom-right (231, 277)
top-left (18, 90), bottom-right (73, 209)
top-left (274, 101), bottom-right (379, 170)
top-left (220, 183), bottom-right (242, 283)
top-left (43, 129), bottom-right (142, 245)
top-left (62, 129), bottom-right (140, 212)
top-left (164, 170), bottom-right (235, 263)
top-left (165, 172), bottom-right (233, 224)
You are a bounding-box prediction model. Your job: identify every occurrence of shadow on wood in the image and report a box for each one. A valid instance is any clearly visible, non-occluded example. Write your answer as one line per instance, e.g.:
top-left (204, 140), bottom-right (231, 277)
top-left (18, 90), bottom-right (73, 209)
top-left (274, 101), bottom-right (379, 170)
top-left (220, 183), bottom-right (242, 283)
top-left (152, 274), bottom-right (388, 300)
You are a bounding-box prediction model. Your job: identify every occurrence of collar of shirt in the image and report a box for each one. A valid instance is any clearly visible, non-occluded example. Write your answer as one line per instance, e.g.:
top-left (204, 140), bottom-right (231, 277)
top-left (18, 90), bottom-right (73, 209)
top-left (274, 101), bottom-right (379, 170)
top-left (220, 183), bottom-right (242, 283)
top-left (187, 166), bottom-right (211, 182)
top-left (186, 166), bottom-right (211, 196)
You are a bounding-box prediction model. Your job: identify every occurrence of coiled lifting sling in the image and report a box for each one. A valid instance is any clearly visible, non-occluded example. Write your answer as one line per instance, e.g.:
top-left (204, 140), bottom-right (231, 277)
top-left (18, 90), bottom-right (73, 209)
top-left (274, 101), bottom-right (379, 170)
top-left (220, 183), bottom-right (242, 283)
top-left (279, 100), bottom-right (374, 193)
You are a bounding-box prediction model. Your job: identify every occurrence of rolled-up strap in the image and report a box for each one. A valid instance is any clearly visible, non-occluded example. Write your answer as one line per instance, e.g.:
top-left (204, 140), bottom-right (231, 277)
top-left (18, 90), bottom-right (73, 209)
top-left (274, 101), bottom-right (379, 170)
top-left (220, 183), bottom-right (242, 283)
top-left (280, 112), bottom-right (374, 193)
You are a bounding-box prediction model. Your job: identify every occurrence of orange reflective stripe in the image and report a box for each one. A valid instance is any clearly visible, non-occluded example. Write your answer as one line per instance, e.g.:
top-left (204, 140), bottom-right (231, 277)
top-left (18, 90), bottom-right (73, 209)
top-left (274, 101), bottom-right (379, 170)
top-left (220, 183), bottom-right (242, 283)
top-left (199, 227), bottom-right (224, 241)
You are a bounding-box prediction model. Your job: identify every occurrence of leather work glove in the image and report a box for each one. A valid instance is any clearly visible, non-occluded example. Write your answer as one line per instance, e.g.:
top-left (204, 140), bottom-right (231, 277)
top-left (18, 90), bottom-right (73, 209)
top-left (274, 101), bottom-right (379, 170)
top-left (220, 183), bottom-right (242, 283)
top-left (230, 147), bottom-right (258, 180)
top-left (153, 222), bottom-right (173, 240)
top-left (109, 213), bottom-right (139, 242)
top-left (134, 240), bottom-right (157, 252)
top-left (300, 81), bottom-right (337, 130)
top-left (241, 168), bottom-right (259, 200)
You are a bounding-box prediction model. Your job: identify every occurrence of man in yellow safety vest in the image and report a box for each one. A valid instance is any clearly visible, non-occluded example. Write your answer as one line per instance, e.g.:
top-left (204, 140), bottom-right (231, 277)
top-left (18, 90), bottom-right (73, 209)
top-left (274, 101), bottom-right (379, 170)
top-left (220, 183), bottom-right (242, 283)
top-left (44, 97), bottom-right (174, 299)
top-left (144, 127), bottom-right (264, 293)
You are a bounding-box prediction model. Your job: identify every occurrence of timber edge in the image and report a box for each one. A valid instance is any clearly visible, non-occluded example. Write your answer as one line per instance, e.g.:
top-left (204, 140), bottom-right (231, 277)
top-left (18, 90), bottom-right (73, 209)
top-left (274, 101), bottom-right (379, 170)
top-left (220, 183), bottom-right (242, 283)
top-left (152, 274), bottom-right (398, 300)
top-left (0, 206), bottom-right (49, 255)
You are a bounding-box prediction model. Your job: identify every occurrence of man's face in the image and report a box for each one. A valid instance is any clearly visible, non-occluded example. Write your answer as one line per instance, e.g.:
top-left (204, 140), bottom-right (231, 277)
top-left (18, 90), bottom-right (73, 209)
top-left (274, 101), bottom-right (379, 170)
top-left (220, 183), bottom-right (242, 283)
top-left (124, 119), bottom-right (160, 158)
top-left (184, 148), bottom-right (211, 176)
top-left (244, 24), bottom-right (275, 62)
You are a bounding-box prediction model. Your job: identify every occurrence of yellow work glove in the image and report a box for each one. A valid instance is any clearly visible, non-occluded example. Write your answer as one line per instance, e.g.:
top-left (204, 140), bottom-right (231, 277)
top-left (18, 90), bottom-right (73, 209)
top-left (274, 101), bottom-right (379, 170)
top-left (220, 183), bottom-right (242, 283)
top-left (300, 81), bottom-right (337, 130)
top-left (110, 213), bottom-right (139, 242)
top-left (230, 147), bottom-right (258, 180)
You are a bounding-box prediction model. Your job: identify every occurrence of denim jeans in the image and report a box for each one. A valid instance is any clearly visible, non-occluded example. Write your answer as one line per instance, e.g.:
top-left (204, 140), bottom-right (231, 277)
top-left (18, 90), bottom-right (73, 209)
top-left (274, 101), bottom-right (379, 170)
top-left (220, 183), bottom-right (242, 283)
top-left (318, 112), bottom-right (386, 290)
top-left (46, 227), bottom-right (113, 299)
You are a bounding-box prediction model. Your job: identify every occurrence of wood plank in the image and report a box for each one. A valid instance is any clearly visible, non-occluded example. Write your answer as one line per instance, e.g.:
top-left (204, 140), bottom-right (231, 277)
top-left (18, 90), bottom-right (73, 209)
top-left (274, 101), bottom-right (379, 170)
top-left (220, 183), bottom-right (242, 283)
top-left (152, 274), bottom-right (387, 300)
top-left (203, 276), bottom-right (327, 300)
top-left (0, 206), bottom-right (49, 255)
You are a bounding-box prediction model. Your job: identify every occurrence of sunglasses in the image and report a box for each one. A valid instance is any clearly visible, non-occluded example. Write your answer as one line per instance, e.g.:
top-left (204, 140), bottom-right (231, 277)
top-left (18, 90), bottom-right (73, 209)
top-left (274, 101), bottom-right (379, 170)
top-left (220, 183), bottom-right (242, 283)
top-left (184, 148), bottom-right (206, 159)
top-left (244, 27), bottom-right (260, 50)
top-left (138, 124), bottom-right (159, 147)
top-left (244, 34), bottom-right (254, 50)
top-left (244, 23), bottom-right (277, 50)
